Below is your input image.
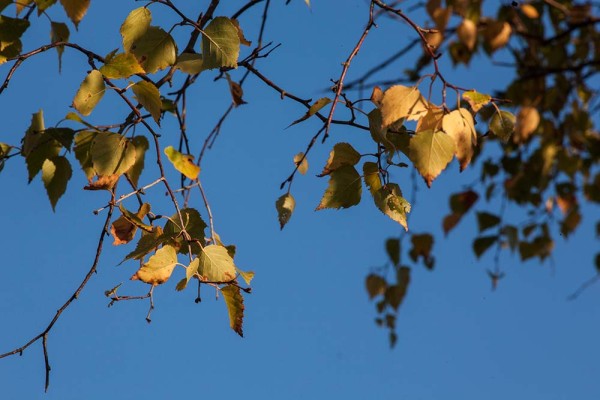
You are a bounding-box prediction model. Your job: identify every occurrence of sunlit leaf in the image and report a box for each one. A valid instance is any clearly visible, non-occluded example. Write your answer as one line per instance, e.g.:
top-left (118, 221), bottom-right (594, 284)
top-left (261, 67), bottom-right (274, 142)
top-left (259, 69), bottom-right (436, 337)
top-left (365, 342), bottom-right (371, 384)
top-left (131, 26), bottom-right (177, 74)
top-left (83, 174), bottom-right (120, 191)
top-left (442, 108), bottom-right (477, 171)
top-left (164, 146), bottom-right (200, 180)
top-left (316, 165), bottom-right (361, 210)
top-left (462, 90), bottom-right (491, 112)
top-left (120, 7), bottom-right (151, 52)
top-left (235, 268), bottom-right (254, 285)
top-left (132, 81), bottom-right (162, 124)
top-left (41, 156), bottom-right (71, 210)
top-left (131, 245), bottom-right (178, 285)
top-left (288, 97), bottom-right (331, 127)
top-left (363, 161), bottom-right (382, 195)
top-left (198, 245), bottom-right (237, 282)
top-left (221, 285), bottom-right (245, 337)
top-left (514, 106), bottom-right (540, 143)
top-left (100, 52), bottom-right (144, 79)
top-left (521, 4), bottom-right (539, 19)
top-left (231, 19), bottom-right (251, 46)
top-left (201, 17), bottom-right (240, 70)
top-left (380, 85), bottom-right (428, 129)
top-left (72, 70), bottom-right (106, 116)
top-left (59, 0), bottom-right (89, 27)
top-left (91, 132), bottom-right (136, 176)
top-left (275, 193), bottom-right (295, 230)
top-left (408, 129), bottom-right (455, 187)
top-left (320, 142), bottom-right (360, 175)
top-left (483, 20), bottom-right (511, 53)
top-left (457, 19), bottom-right (477, 50)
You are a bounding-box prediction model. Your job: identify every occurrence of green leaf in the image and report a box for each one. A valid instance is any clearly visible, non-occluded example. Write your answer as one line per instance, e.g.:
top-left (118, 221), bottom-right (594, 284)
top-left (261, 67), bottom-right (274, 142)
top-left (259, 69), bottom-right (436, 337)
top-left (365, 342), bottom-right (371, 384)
top-left (363, 161), bottom-right (382, 195)
top-left (72, 70), bottom-right (106, 116)
top-left (163, 208), bottom-right (207, 254)
top-left (473, 236), bottom-right (498, 258)
top-left (374, 183), bottom-right (411, 231)
top-left (380, 85), bottom-right (428, 128)
top-left (0, 16), bottom-right (30, 43)
top-left (73, 131), bottom-right (97, 180)
top-left (221, 285), bottom-right (245, 337)
top-left (320, 142), bottom-right (360, 175)
top-left (366, 274), bottom-right (387, 299)
top-left (41, 156), bottom-right (71, 210)
top-left (386, 238), bottom-right (400, 266)
top-left (476, 212), bottom-right (501, 232)
top-left (131, 26), bottom-right (177, 74)
top-left (131, 245), bottom-right (178, 286)
top-left (91, 132), bottom-right (137, 176)
top-left (50, 22), bottom-right (69, 72)
top-left (120, 7), bottom-right (151, 52)
top-left (21, 110), bottom-right (62, 182)
top-left (201, 17), bottom-right (240, 70)
top-left (293, 152), bottom-right (308, 175)
top-left (288, 97), bottom-right (331, 127)
top-left (489, 110), bottom-right (516, 143)
top-left (0, 142), bottom-right (11, 173)
top-left (275, 193), bottom-right (295, 230)
top-left (132, 81), bottom-right (162, 124)
top-left (462, 90), bottom-right (491, 112)
top-left (59, 0), bottom-right (90, 28)
top-left (408, 129), bottom-right (456, 187)
top-left (198, 245), bottom-right (237, 282)
top-left (174, 52), bottom-right (203, 74)
top-left (316, 165), bottom-right (362, 210)
top-left (164, 146), bottom-right (200, 180)
top-left (99, 52), bottom-right (144, 79)
top-left (442, 108), bottom-right (477, 171)
top-left (125, 135), bottom-right (149, 187)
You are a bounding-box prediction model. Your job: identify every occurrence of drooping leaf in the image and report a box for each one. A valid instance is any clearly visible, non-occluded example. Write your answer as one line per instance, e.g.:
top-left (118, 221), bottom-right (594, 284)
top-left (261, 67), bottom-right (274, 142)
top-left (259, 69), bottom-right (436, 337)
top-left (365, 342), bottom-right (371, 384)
top-left (473, 235), bottom-right (498, 258)
top-left (163, 208), bottom-right (207, 254)
top-left (175, 52), bottom-right (203, 74)
top-left (409, 233), bottom-right (434, 268)
top-left (363, 161), bottom-right (382, 195)
top-left (119, 203), bottom-right (152, 231)
top-left (41, 156), bottom-right (71, 210)
top-left (374, 183), bottom-right (411, 231)
top-left (21, 110), bottom-right (62, 182)
top-left (35, 0), bottom-right (57, 13)
top-left (476, 212), bottom-right (501, 232)
top-left (120, 6), bottom-right (151, 52)
top-left (164, 146), bottom-right (200, 180)
top-left (275, 193), bottom-right (295, 230)
top-left (442, 108), bottom-right (477, 171)
top-left (288, 97), bottom-right (331, 127)
top-left (59, 0), bottom-right (89, 27)
top-left (91, 132), bottom-right (137, 176)
top-left (131, 26), bottom-right (177, 74)
top-left (443, 190), bottom-right (479, 234)
top-left (198, 245), bottom-right (237, 282)
top-left (73, 130), bottom-right (97, 180)
top-left (385, 267), bottom-right (410, 310)
top-left (293, 152), bottom-right (308, 175)
top-left (0, 142), bottom-right (11, 173)
top-left (221, 285), bottom-right (245, 337)
top-left (483, 20), bottom-right (512, 53)
top-left (366, 274), bottom-right (387, 299)
top-left (380, 85), bottom-right (428, 128)
top-left (386, 238), bottom-right (400, 266)
top-left (231, 18), bottom-right (251, 46)
top-left (132, 81), bottom-right (162, 124)
top-left (99, 52), bottom-right (144, 79)
top-left (457, 18), bottom-right (477, 50)
top-left (72, 70), bottom-right (106, 116)
top-left (125, 135), bottom-right (149, 187)
top-left (201, 17), bottom-right (240, 70)
top-left (408, 129), bottom-right (456, 187)
top-left (183, 258), bottom-right (200, 288)
top-left (225, 73), bottom-right (246, 106)
top-left (131, 245), bottom-right (178, 285)
top-left (111, 203), bottom-right (151, 246)
top-left (50, 22), bottom-right (69, 72)
top-left (489, 110), bottom-right (516, 143)
top-left (316, 165), bottom-right (362, 210)
top-left (320, 142), bottom-right (360, 175)
top-left (462, 90), bottom-right (491, 112)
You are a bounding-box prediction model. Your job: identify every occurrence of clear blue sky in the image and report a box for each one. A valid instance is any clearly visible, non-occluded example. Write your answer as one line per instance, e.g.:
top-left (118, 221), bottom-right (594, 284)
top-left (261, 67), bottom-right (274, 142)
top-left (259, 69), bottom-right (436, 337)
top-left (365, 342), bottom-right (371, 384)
top-left (1, 1), bottom-right (598, 399)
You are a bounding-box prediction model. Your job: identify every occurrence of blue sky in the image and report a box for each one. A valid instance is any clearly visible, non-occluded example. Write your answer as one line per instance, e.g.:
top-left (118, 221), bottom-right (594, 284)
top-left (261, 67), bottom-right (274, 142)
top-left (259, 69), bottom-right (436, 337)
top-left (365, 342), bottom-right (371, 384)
top-left (1, 1), bottom-right (598, 399)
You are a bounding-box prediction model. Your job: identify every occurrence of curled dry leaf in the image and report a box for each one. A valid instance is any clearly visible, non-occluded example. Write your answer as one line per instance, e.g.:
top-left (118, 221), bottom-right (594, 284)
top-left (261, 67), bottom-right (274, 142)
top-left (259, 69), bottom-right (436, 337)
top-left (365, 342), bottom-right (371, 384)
top-left (83, 174), bottom-right (120, 190)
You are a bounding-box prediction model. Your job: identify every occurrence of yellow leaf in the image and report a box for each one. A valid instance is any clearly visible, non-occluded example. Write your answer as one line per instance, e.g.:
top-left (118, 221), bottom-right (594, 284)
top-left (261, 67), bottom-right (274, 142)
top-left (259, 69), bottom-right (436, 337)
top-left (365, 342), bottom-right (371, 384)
top-left (293, 152), bottom-right (308, 175)
top-left (164, 146), bottom-right (200, 180)
top-left (276, 193), bottom-right (295, 230)
top-left (130, 245), bottom-right (178, 286)
top-left (442, 108), bottom-right (477, 171)
top-left (59, 0), bottom-right (90, 28)
top-left (221, 285), bottom-right (244, 337)
top-left (380, 85), bottom-right (428, 129)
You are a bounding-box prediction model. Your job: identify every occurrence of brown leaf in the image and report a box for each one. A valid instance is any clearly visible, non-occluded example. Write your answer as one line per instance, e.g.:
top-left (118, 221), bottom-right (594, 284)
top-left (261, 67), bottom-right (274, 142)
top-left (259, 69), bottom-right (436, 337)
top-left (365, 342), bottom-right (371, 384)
top-left (83, 174), bottom-right (119, 190)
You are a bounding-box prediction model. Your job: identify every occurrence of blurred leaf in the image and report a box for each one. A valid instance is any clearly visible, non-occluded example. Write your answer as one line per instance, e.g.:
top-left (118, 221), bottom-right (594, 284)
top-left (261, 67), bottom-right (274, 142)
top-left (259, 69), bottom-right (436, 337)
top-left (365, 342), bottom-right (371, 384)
top-left (476, 212), bottom-right (501, 232)
top-left (462, 90), bottom-right (491, 112)
top-left (442, 108), bottom-right (477, 171)
top-left (489, 110), bottom-right (515, 143)
top-left (366, 274), bottom-right (387, 299)
top-left (275, 193), bottom-right (295, 230)
top-left (374, 183), bottom-right (411, 231)
top-left (386, 238), bottom-right (400, 266)
top-left (473, 235), bottom-right (498, 258)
